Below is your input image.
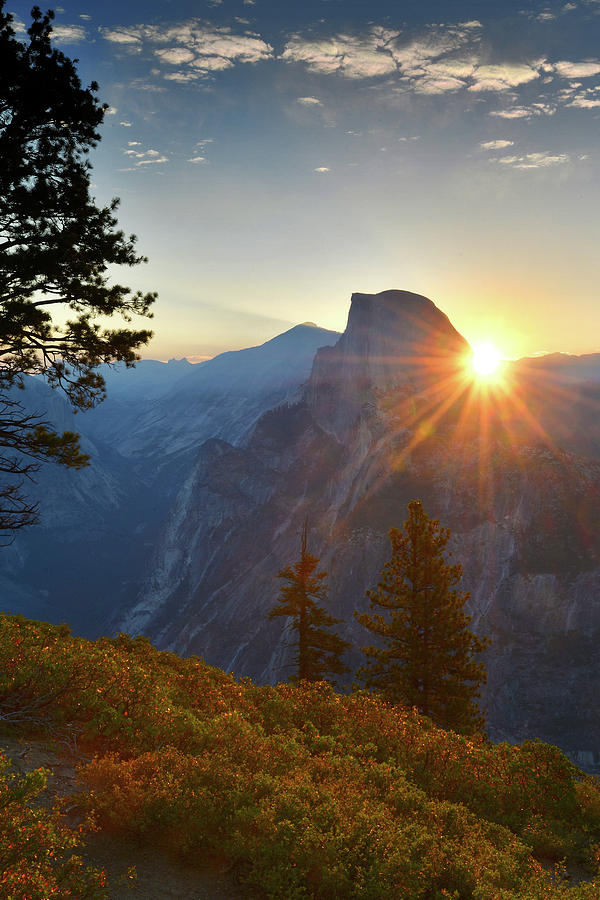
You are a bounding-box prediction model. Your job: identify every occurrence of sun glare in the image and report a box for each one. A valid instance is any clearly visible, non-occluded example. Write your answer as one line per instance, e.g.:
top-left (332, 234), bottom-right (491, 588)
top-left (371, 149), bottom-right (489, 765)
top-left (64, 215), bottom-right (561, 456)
top-left (470, 342), bottom-right (502, 379)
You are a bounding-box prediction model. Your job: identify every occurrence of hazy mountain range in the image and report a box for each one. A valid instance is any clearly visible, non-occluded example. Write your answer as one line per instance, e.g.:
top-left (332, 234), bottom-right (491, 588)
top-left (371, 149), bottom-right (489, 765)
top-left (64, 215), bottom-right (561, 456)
top-left (3, 291), bottom-right (600, 769)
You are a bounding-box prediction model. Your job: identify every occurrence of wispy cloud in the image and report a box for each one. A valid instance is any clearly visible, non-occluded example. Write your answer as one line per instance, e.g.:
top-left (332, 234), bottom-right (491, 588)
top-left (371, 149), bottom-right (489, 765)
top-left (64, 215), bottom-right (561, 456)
top-left (569, 93), bottom-right (600, 107)
top-left (188, 155), bottom-right (207, 163)
top-left (282, 27), bottom-right (400, 79)
top-left (101, 20), bottom-right (273, 80)
top-left (101, 27), bottom-right (142, 48)
top-left (136, 155), bottom-right (168, 166)
top-left (554, 59), bottom-right (600, 77)
top-left (493, 151), bottom-right (569, 169)
top-left (469, 62), bottom-right (543, 93)
top-left (314, 166), bottom-right (330, 173)
top-left (489, 103), bottom-right (556, 119)
top-left (98, 14), bottom-right (600, 125)
top-left (480, 139), bottom-right (514, 150)
top-left (50, 24), bottom-right (87, 43)
top-left (279, 21), bottom-right (553, 102)
top-left (123, 148), bottom-right (169, 167)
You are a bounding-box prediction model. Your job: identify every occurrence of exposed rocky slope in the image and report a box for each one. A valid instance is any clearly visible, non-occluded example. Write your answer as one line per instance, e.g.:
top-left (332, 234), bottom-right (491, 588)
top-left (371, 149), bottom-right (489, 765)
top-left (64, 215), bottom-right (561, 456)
top-left (121, 290), bottom-right (600, 765)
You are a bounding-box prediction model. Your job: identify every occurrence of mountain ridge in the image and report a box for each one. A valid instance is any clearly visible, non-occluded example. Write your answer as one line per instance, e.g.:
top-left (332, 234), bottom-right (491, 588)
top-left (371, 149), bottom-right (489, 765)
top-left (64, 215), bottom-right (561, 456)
top-left (115, 289), bottom-right (600, 768)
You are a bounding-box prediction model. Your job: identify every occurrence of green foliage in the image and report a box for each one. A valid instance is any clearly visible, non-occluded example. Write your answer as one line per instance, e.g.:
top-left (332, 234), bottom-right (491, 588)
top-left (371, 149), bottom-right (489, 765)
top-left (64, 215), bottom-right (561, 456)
top-left (269, 522), bottom-right (350, 684)
top-left (0, 1), bottom-right (155, 539)
top-left (0, 751), bottom-right (106, 898)
top-left (1, 613), bottom-right (599, 898)
top-left (356, 500), bottom-right (489, 734)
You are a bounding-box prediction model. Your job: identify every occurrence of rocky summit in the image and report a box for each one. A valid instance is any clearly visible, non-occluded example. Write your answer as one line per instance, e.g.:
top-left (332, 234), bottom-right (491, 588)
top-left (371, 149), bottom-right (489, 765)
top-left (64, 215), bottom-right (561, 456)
top-left (308, 290), bottom-right (470, 439)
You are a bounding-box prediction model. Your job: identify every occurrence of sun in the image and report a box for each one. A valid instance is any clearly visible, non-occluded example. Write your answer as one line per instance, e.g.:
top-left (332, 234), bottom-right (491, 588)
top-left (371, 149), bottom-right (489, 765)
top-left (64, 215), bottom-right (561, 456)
top-left (470, 342), bottom-right (502, 379)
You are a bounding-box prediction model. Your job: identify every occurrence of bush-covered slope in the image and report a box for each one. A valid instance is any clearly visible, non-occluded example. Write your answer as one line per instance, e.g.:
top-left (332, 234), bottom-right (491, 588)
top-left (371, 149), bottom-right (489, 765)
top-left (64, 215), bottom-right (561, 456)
top-left (1, 614), bottom-right (599, 899)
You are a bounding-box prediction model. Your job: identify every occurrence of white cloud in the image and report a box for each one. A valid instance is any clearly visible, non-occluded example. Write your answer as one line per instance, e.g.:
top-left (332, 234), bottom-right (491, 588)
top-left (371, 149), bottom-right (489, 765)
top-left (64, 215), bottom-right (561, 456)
top-left (97, 16), bottom-right (600, 121)
top-left (281, 23), bottom-right (483, 96)
top-left (120, 121), bottom-right (132, 127)
top-left (188, 156), bottom-right (207, 163)
top-left (164, 72), bottom-right (201, 82)
top-left (469, 62), bottom-right (542, 93)
top-left (480, 139), bottom-right (515, 150)
top-left (50, 24), bottom-right (87, 43)
top-left (489, 104), bottom-right (554, 119)
top-left (314, 166), bottom-right (330, 172)
top-left (282, 27), bottom-right (400, 79)
top-left (8, 14), bottom-right (26, 35)
top-left (124, 148), bottom-right (164, 162)
top-left (394, 28), bottom-right (479, 74)
top-left (105, 106), bottom-right (117, 116)
top-left (413, 74), bottom-right (468, 95)
top-left (127, 141), bottom-right (141, 146)
top-left (554, 60), bottom-right (600, 78)
top-left (130, 80), bottom-right (166, 92)
top-left (495, 151), bottom-right (569, 168)
top-left (569, 95), bottom-right (600, 107)
top-left (190, 55), bottom-right (234, 72)
top-left (103, 21), bottom-right (274, 80)
top-left (156, 47), bottom-right (196, 65)
top-left (79, 14), bottom-right (92, 21)
top-left (297, 96), bottom-right (323, 106)
top-left (398, 52), bottom-right (478, 94)
top-left (136, 156), bottom-right (168, 166)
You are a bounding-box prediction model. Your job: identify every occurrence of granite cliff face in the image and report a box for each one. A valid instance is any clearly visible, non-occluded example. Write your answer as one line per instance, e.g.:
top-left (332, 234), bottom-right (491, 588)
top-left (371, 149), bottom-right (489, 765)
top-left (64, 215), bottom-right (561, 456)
top-left (307, 290), bottom-right (469, 439)
top-left (120, 289), bottom-right (600, 765)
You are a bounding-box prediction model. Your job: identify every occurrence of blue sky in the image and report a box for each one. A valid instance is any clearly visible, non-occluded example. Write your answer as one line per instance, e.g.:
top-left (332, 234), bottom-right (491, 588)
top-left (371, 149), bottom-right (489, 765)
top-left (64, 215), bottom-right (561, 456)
top-left (8, 0), bottom-right (600, 360)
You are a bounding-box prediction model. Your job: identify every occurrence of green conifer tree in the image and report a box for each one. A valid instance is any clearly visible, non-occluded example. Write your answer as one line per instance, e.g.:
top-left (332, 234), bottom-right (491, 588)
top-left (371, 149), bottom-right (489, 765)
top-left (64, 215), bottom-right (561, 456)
top-left (270, 521), bottom-right (350, 684)
top-left (356, 500), bottom-right (489, 733)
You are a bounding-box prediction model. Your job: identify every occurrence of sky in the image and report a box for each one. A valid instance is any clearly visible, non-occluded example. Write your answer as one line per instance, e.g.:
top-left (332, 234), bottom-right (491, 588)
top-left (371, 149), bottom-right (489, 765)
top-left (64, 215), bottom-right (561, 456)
top-left (8, 0), bottom-right (600, 361)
